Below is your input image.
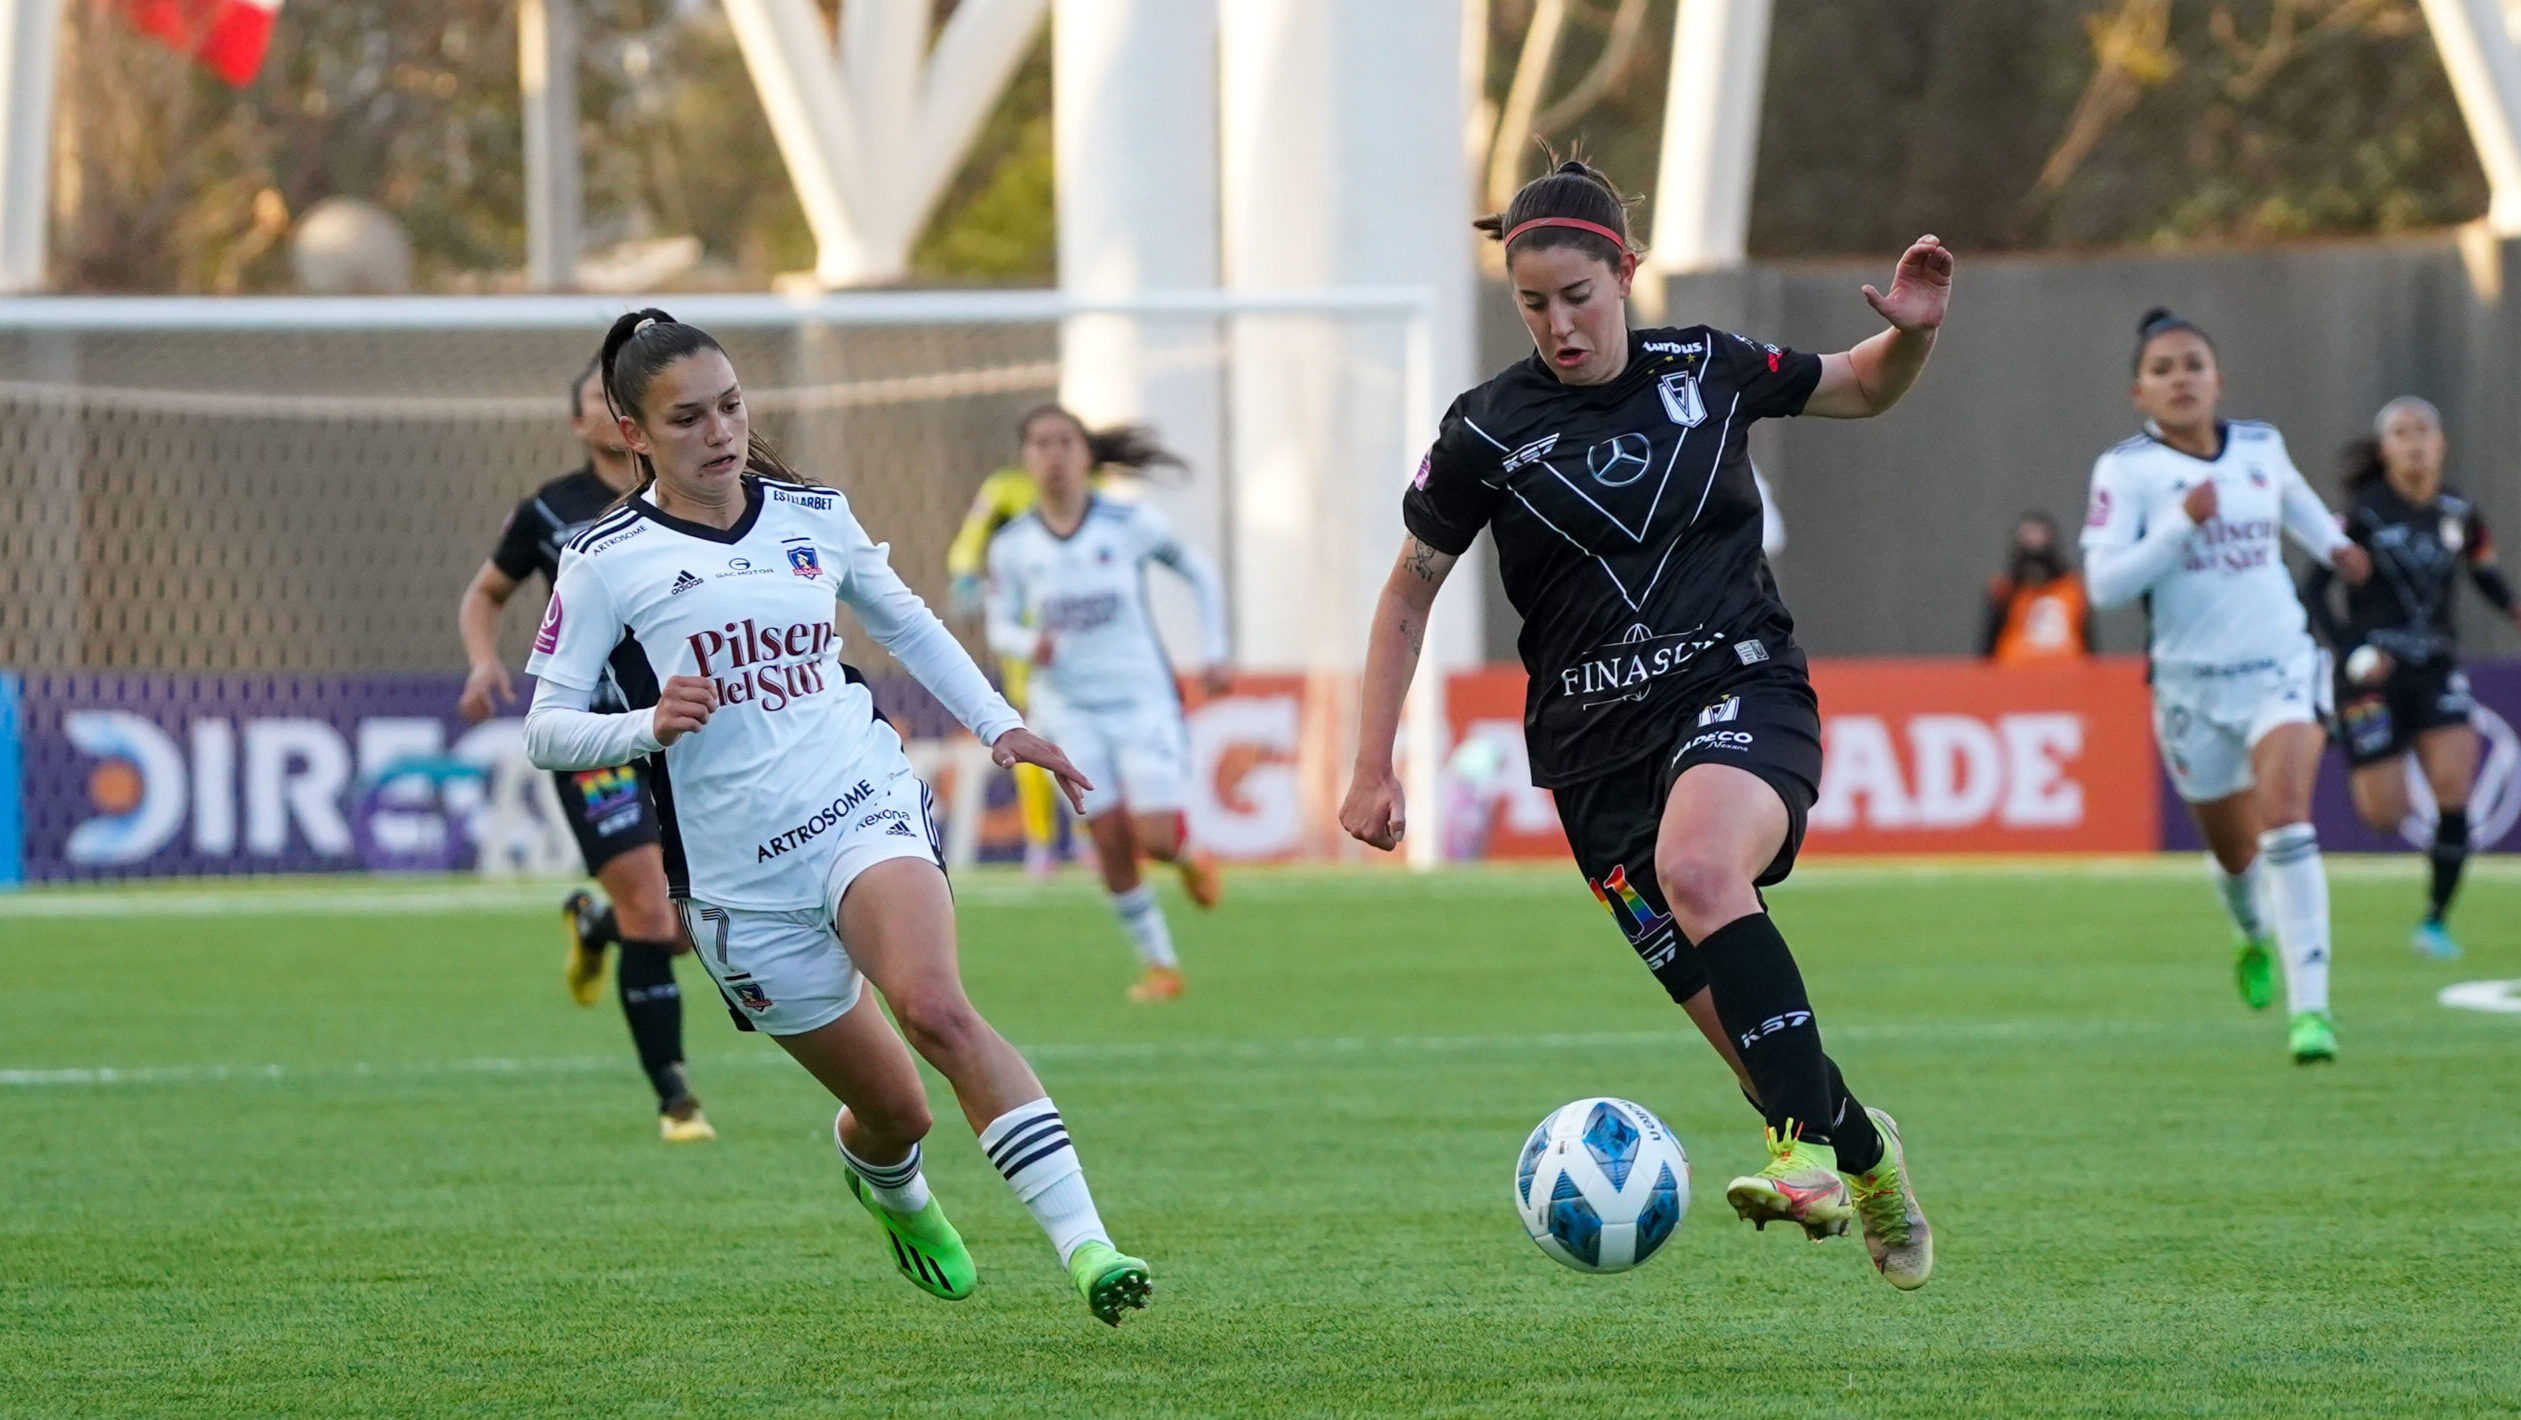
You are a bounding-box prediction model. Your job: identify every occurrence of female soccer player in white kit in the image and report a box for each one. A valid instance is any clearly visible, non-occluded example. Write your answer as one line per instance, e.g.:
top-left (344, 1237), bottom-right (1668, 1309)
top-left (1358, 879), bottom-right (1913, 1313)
top-left (2080, 309), bottom-right (2373, 1064)
top-left (984, 406), bottom-right (1229, 1002)
top-left (523, 309), bottom-right (1153, 1325)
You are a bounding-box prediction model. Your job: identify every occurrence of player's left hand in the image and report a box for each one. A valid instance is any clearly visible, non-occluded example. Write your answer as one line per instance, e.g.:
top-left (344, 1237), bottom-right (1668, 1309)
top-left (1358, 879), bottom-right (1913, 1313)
top-left (2334, 543), bottom-right (2373, 585)
top-left (993, 728), bottom-right (1093, 813)
top-left (1863, 235), bottom-right (1953, 333)
top-left (1199, 665), bottom-right (1232, 697)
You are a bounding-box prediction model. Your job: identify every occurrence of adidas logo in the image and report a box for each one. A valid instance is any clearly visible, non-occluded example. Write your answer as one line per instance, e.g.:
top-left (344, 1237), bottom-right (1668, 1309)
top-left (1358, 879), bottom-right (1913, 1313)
top-left (669, 570), bottom-right (703, 595)
top-left (885, 820), bottom-right (916, 837)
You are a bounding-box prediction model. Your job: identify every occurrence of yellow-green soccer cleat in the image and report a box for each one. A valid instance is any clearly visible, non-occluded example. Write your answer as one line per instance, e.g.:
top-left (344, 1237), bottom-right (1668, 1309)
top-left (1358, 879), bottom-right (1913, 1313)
top-left (1067, 1240), bottom-right (1151, 1327)
top-left (2233, 932), bottom-right (2274, 1011)
top-left (844, 1170), bottom-right (976, 1301)
top-left (1845, 1107), bottom-right (1933, 1290)
top-left (658, 1096), bottom-right (716, 1144)
top-left (2288, 1009), bottom-right (2337, 1066)
top-left (561, 889), bottom-right (608, 1007)
top-left (1724, 1122), bottom-right (1853, 1240)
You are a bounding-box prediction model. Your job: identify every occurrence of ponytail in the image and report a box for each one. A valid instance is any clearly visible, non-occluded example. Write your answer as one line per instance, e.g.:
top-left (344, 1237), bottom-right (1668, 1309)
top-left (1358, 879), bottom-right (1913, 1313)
top-left (1017, 404), bottom-right (1186, 476)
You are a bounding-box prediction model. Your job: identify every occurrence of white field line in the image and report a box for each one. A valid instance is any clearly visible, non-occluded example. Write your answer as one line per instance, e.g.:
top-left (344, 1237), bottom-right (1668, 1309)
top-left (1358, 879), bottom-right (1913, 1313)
top-left (1, 856), bottom-right (2503, 919)
top-left (0, 1017), bottom-right (2268, 1091)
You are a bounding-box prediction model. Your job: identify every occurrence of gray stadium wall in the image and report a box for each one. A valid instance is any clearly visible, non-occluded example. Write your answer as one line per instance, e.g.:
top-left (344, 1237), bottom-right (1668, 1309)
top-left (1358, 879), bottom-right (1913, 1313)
top-left (1476, 232), bottom-right (2521, 665)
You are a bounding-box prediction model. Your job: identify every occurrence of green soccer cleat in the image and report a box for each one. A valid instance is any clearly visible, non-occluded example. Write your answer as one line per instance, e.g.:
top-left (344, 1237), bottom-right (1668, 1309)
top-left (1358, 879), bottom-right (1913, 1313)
top-left (2233, 932), bottom-right (2275, 1011)
top-left (1724, 1122), bottom-right (1852, 1241)
top-left (2288, 1009), bottom-right (2337, 1066)
top-left (1067, 1240), bottom-right (1151, 1327)
top-left (1845, 1107), bottom-right (1934, 1290)
top-left (844, 1169), bottom-right (976, 1301)
top-left (2410, 920), bottom-right (2462, 962)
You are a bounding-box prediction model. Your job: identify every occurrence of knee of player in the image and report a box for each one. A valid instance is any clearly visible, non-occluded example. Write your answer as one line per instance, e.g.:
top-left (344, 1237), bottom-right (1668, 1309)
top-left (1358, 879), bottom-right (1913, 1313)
top-left (613, 899), bottom-right (681, 943)
top-left (893, 992), bottom-right (990, 1062)
top-left (1653, 846), bottom-right (1748, 926)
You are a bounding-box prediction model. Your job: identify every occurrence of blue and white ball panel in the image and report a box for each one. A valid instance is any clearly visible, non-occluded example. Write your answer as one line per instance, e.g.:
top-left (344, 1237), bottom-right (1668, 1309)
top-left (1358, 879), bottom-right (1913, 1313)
top-left (1514, 1097), bottom-right (1691, 1273)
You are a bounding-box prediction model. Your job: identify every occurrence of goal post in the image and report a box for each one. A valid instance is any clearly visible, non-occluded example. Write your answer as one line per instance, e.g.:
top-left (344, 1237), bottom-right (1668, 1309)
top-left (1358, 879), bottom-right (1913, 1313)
top-left (0, 284), bottom-right (1465, 872)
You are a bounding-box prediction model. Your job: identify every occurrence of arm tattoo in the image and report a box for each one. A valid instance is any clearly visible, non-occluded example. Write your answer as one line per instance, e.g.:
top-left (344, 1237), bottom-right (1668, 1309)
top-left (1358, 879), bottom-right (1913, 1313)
top-left (1404, 540), bottom-right (1439, 582)
top-left (1397, 615), bottom-right (1424, 657)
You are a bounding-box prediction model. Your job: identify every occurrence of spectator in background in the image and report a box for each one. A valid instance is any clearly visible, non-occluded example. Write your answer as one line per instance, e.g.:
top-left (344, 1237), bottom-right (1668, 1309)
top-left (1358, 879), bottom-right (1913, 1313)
top-left (1981, 512), bottom-right (2091, 664)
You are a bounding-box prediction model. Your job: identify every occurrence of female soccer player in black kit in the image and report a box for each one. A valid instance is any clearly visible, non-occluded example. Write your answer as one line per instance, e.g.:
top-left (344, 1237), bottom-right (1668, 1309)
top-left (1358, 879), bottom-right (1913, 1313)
top-left (1341, 162), bottom-right (1950, 1290)
top-left (457, 360), bottom-right (711, 1143)
top-left (2305, 396), bottom-right (2521, 960)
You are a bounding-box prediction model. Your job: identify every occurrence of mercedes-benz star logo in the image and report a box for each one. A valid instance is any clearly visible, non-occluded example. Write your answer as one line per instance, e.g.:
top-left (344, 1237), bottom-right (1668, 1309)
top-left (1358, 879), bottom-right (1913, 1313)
top-left (1587, 432), bottom-right (1652, 487)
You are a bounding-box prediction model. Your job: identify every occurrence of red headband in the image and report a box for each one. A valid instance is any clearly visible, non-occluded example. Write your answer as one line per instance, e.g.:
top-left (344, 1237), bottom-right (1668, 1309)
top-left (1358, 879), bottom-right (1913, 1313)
top-left (1504, 217), bottom-right (1630, 254)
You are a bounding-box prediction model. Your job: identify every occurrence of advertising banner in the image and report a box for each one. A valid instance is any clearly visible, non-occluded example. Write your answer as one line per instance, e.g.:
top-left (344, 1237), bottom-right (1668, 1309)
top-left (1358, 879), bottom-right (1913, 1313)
top-left (1439, 658), bottom-right (2162, 862)
top-left (4, 660), bottom-right (2509, 882)
top-left (2159, 659), bottom-right (2521, 855)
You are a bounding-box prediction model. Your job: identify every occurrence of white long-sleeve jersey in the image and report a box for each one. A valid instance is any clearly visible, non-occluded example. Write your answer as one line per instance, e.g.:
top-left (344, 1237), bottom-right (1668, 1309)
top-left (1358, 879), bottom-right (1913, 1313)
top-left (2079, 420), bottom-right (2351, 669)
top-left (523, 476), bottom-right (1020, 910)
top-left (984, 496), bottom-right (1228, 710)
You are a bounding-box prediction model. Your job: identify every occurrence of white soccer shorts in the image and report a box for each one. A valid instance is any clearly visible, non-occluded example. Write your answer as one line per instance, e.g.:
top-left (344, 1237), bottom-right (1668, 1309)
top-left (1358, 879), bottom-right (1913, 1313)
top-left (1030, 693), bottom-right (1192, 820)
top-left (2151, 643), bottom-right (2333, 804)
top-left (674, 767), bottom-right (942, 1036)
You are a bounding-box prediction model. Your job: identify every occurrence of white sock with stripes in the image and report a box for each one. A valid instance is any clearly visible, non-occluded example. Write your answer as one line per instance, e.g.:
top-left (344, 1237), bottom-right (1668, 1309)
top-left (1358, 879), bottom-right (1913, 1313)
top-left (836, 1117), bottom-right (931, 1214)
top-left (979, 1097), bottom-right (1109, 1265)
top-left (1110, 885), bottom-right (1178, 968)
top-left (2210, 853), bottom-right (2267, 940)
top-left (2258, 822), bottom-right (2331, 1016)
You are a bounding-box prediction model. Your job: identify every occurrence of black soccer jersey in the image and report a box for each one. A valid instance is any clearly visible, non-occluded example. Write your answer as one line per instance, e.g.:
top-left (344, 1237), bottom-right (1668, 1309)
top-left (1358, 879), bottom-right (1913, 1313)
top-left (1404, 326), bottom-right (1823, 787)
top-left (488, 466), bottom-right (657, 713)
top-left (2322, 480), bottom-right (2500, 665)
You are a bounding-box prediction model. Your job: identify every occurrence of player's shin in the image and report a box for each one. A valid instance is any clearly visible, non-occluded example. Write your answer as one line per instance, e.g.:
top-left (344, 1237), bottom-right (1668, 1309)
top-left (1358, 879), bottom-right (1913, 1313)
top-left (978, 1097), bottom-right (1112, 1265)
top-left (1109, 885), bottom-right (1177, 969)
top-left (2257, 823), bottom-right (2332, 1015)
top-left (2212, 854), bottom-right (2269, 939)
top-left (615, 941), bottom-right (692, 1110)
top-left (1698, 914), bottom-right (1838, 1146)
top-left (2429, 805), bottom-right (2470, 925)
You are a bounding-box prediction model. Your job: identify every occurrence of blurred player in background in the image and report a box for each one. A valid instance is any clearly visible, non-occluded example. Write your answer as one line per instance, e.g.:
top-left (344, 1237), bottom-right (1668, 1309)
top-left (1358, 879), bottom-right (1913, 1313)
top-left (985, 407), bottom-right (1228, 1003)
top-left (457, 359), bottom-right (711, 1143)
top-left (946, 453), bottom-right (1111, 879)
top-left (1980, 512), bottom-right (2091, 664)
top-left (2080, 309), bottom-right (2372, 1064)
top-left (526, 310), bottom-right (1151, 1325)
top-left (1342, 161), bottom-right (1947, 1290)
top-left (2305, 397), bottom-right (2521, 960)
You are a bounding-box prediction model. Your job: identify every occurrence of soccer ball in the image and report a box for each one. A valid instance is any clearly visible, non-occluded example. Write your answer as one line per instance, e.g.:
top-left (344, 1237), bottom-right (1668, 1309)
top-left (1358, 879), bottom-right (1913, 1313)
top-left (1513, 1097), bottom-right (1691, 1273)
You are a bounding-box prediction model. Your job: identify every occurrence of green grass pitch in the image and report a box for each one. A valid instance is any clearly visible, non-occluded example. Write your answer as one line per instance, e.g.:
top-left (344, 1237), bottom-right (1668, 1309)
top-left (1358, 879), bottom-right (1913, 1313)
top-left (4, 859), bottom-right (2517, 1418)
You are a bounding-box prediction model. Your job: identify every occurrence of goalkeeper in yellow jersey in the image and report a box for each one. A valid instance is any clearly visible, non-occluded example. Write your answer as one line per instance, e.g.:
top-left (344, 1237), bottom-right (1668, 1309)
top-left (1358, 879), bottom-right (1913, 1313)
top-left (949, 460), bottom-right (1115, 878)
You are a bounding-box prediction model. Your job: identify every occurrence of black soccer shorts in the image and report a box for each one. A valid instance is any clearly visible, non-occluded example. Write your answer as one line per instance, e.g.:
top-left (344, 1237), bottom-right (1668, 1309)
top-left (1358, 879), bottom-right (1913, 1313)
top-left (2335, 655), bottom-right (2476, 768)
top-left (552, 764), bottom-right (663, 875)
top-left (1550, 673), bottom-right (1824, 1005)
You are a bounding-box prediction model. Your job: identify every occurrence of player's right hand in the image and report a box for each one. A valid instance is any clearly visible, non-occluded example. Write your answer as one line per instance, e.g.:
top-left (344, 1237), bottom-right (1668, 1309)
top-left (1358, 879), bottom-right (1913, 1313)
top-left (1340, 768), bottom-right (1407, 853)
top-left (1032, 631), bottom-right (1057, 667)
top-left (2180, 479), bottom-right (2218, 525)
top-left (457, 661), bottom-right (514, 724)
top-left (652, 675), bottom-right (719, 746)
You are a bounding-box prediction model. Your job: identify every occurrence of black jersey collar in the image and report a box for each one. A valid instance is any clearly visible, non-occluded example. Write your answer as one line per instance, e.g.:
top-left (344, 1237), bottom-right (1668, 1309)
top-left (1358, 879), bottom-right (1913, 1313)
top-left (2141, 419), bottom-right (2231, 463)
top-left (1038, 492), bottom-right (1100, 543)
top-left (632, 475), bottom-right (765, 544)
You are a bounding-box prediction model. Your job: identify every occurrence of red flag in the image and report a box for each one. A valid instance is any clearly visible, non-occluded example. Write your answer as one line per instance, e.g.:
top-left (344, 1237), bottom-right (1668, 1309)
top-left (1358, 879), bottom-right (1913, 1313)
top-left (122, 0), bottom-right (281, 87)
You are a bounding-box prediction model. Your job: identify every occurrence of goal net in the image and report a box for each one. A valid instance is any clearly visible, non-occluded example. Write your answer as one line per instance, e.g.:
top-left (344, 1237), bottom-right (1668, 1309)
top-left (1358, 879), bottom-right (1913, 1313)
top-left (0, 289), bottom-right (1456, 878)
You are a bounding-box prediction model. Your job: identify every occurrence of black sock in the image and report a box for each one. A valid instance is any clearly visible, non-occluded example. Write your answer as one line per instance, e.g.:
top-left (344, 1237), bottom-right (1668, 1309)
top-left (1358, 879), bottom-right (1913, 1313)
top-left (2429, 807), bottom-right (2470, 925)
top-left (1696, 913), bottom-right (1836, 1148)
top-left (615, 941), bottom-right (690, 1109)
top-left (1823, 1056), bottom-right (1884, 1175)
top-left (588, 903), bottom-right (622, 950)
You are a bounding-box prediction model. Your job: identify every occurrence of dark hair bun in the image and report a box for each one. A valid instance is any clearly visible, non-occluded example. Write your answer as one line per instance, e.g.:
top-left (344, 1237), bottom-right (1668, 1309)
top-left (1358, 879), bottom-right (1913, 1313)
top-left (2138, 306), bottom-right (2178, 335)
